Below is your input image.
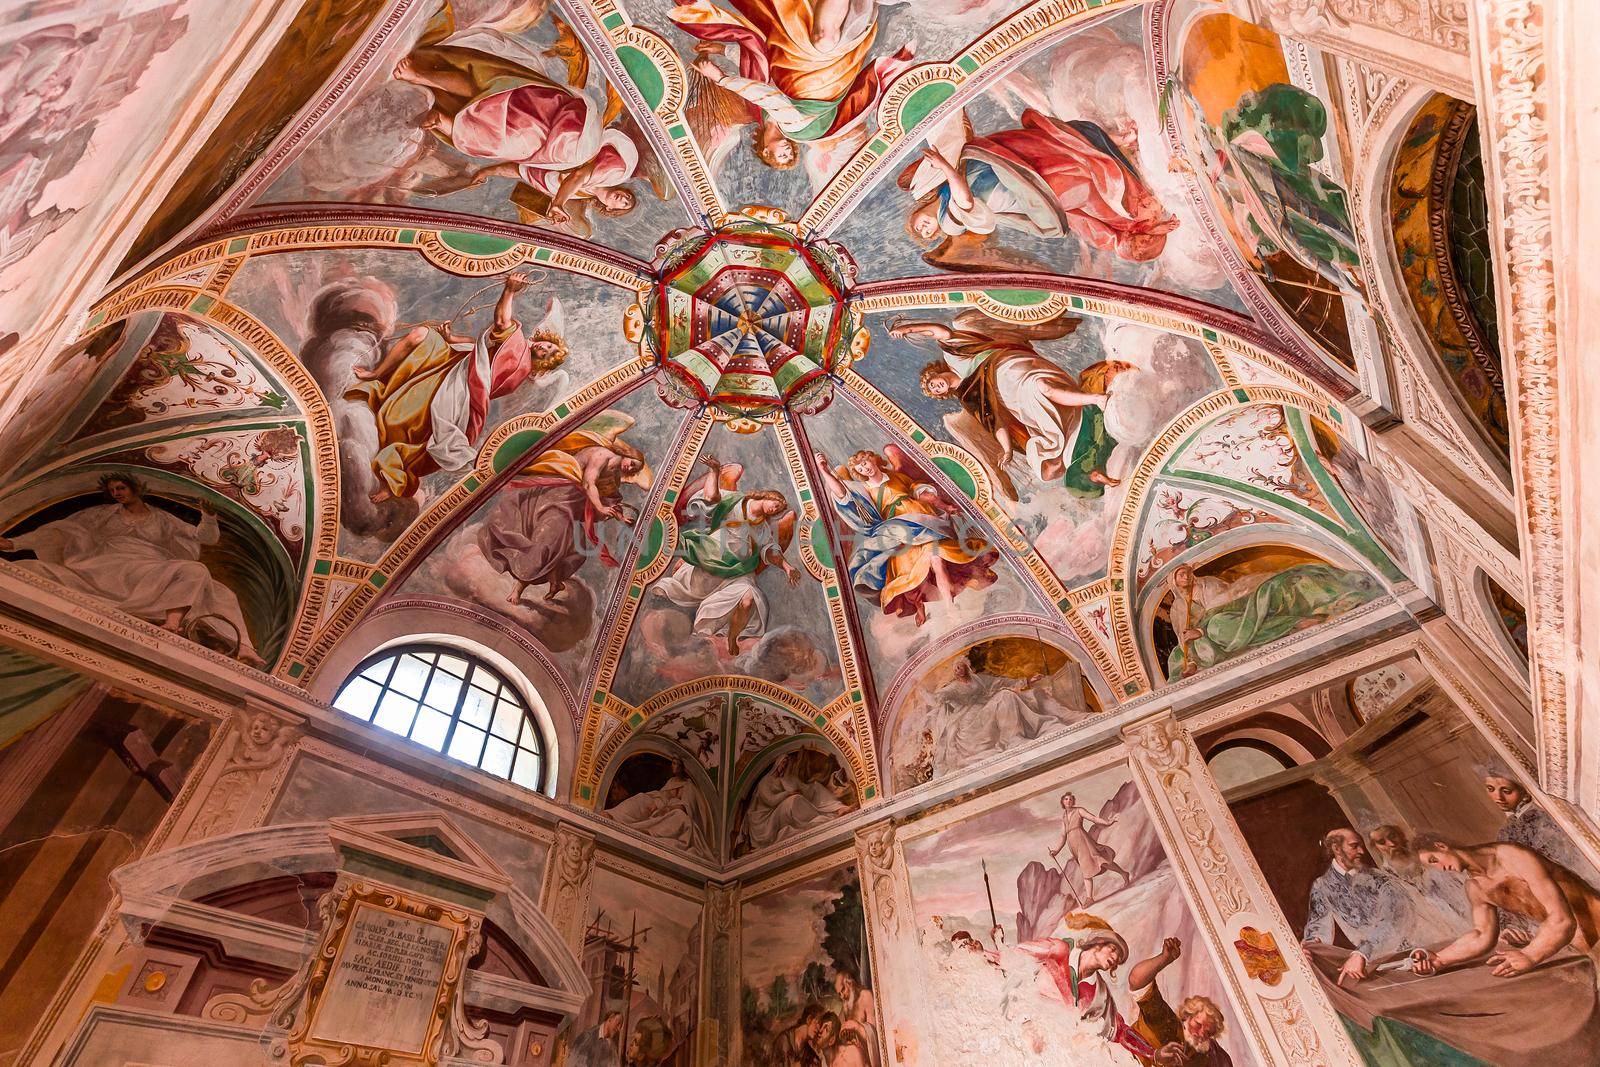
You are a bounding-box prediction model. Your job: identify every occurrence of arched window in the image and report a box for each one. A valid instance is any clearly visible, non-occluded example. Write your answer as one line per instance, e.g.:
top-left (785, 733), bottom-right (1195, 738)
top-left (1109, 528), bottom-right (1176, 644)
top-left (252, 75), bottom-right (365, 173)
top-left (332, 644), bottom-right (548, 792)
top-left (1206, 742), bottom-right (1295, 792)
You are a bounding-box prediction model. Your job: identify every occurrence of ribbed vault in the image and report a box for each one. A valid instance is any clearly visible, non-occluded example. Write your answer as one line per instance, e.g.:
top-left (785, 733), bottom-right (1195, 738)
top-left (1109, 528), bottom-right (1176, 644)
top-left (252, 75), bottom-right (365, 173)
top-left (0, 0), bottom-right (1422, 866)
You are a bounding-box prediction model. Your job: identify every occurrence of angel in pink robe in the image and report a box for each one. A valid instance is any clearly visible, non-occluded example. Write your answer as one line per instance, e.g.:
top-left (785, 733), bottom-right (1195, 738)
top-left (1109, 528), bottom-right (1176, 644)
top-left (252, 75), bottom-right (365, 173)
top-left (902, 108), bottom-right (1178, 267)
top-left (393, 26), bottom-right (640, 227)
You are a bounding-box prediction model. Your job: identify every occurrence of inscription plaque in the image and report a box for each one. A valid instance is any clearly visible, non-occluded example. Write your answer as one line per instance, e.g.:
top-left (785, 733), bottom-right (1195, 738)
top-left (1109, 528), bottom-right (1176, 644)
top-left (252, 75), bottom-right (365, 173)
top-left (273, 881), bottom-right (480, 1065)
top-left (310, 904), bottom-right (455, 1053)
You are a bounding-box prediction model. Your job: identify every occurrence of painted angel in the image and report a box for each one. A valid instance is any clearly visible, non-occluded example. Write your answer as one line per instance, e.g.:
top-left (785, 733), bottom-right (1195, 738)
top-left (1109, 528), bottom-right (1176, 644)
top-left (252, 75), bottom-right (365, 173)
top-left (393, 12), bottom-right (663, 232)
top-left (672, 0), bottom-right (915, 171)
top-left (811, 445), bottom-right (996, 624)
top-left (898, 310), bottom-right (1133, 501)
top-left (899, 106), bottom-right (1177, 271)
top-left (477, 410), bottom-right (649, 605)
top-left (345, 272), bottom-right (562, 502)
top-left (1168, 78), bottom-right (1359, 293)
top-left (652, 454), bottom-right (803, 656)
top-left (514, 296), bottom-right (571, 412)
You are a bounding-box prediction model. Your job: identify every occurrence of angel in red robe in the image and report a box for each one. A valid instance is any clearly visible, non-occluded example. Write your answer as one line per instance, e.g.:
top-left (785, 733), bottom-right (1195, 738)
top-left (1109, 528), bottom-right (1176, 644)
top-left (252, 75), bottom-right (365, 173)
top-left (900, 108), bottom-right (1178, 270)
top-left (392, 13), bottom-right (661, 234)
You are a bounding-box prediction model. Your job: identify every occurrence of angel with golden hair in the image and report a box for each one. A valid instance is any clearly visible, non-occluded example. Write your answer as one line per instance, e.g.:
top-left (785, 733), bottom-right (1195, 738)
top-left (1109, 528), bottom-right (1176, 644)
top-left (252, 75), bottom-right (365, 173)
top-left (896, 309), bottom-right (1133, 501)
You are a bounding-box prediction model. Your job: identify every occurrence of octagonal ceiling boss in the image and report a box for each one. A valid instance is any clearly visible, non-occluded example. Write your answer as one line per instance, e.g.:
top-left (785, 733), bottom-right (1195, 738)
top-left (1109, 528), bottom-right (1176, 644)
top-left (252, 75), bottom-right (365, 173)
top-left (641, 212), bottom-right (865, 429)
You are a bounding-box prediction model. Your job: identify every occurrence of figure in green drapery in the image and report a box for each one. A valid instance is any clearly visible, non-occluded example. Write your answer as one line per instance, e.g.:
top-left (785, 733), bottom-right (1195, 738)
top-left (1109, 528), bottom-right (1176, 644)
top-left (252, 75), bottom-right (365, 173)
top-left (1165, 560), bottom-right (1381, 680)
top-left (652, 455), bottom-right (804, 656)
top-left (1212, 82), bottom-right (1362, 291)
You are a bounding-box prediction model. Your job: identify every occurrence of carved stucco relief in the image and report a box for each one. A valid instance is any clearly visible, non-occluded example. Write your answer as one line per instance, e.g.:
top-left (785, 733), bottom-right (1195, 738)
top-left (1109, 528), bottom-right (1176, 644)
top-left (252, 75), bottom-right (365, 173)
top-left (165, 707), bottom-right (303, 846)
top-left (538, 824), bottom-right (596, 957)
top-left (853, 820), bottom-right (940, 1067)
top-left (1469, 0), bottom-right (1586, 809)
top-left (1231, 0), bottom-right (1471, 94)
top-left (1123, 714), bottom-right (1364, 1067)
top-left (699, 882), bottom-right (740, 1067)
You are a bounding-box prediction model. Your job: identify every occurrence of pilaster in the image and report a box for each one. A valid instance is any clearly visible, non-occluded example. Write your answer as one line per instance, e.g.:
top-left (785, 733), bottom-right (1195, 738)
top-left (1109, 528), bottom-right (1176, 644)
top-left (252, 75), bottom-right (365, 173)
top-left (697, 882), bottom-right (739, 1067)
top-left (1123, 713), bottom-right (1363, 1067)
top-left (853, 819), bottom-right (930, 1067)
top-left (537, 823), bottom-right (596, 957)
top-left (157, 704), bottom-right (303, 849)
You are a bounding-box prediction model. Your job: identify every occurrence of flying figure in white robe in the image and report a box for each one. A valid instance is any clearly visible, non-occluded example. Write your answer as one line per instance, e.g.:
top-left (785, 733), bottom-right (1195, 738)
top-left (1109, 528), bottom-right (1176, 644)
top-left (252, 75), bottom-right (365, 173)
top-left (0, 474), bottom-right (264, 666)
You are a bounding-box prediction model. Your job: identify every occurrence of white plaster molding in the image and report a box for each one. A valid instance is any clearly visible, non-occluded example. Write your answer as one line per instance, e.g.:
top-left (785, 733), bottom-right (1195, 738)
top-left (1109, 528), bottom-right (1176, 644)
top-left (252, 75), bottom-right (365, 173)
top-left (112, 815), bottom-right (592, 1003)
top-left (1367, 438), bottom-right (1520, 584)
top-left (1231, 0), bottom-right (1472, 96)
top-left (1336, 59), bottom-right (1517, 508)
top-left (1469, 0), bottom-right (1600, 814)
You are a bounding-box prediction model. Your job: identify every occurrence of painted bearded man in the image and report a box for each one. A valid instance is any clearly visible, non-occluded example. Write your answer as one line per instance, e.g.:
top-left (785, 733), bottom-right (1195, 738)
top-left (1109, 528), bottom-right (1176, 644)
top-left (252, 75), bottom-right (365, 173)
top-left (895, 311), bottom-right (1129, 501)
top-left (1128, 937), bottom-right (1233, 1067)
top-left (346, 272), bottom-right (561, 502)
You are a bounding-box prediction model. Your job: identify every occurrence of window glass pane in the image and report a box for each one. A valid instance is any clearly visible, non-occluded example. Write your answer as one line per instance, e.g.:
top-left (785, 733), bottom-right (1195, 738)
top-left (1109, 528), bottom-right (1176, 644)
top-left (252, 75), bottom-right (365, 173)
top-left (373, 691), bottom-right (419, 736)
top-left (422, 670), bottom-right (463, 714)
top-left (338, 645), bottom-right (544, 793)
top-left (511, 750), bottom-right (542, 790)
top-left (447, 724), bottom-right (486, 764)
top-left (491, 699), bottom-right (523, 741)
top-left (388, 653), bottom-right (432, 698)
top-left (481, 736), bottom-right (515, 778)
top-left (334, 677), bottom-right (382, 720)
top-left (358, 656), bottom-right (396, 685)
top-left (460, 686), bottom-right (494, 729)
top-left (411, 707), bottom-right (451, 751)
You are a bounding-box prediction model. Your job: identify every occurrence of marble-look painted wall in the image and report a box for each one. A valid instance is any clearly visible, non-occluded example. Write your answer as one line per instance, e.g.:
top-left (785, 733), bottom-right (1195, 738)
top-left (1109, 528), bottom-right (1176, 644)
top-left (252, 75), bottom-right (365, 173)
top-left (266, 751), bottom-right (551, 894)
top-left (0, 656), bottom-right (213, 1067)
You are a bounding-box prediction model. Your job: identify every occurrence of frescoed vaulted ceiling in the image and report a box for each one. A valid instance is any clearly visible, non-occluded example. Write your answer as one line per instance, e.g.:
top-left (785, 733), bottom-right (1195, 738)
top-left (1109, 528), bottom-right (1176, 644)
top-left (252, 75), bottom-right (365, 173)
top-left (0, 0), bottom-right (1450, 867)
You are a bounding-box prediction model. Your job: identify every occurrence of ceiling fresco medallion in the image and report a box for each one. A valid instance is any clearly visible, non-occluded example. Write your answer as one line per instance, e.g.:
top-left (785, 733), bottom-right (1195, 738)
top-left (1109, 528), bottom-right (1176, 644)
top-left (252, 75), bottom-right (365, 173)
top-left (638, 210), bottom-right (866, 431)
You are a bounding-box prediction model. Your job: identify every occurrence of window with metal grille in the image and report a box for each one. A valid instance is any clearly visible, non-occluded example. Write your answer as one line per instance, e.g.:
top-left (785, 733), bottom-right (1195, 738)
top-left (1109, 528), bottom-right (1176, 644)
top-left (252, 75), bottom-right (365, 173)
top-left (332, 644), bottom-right (547, 792)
